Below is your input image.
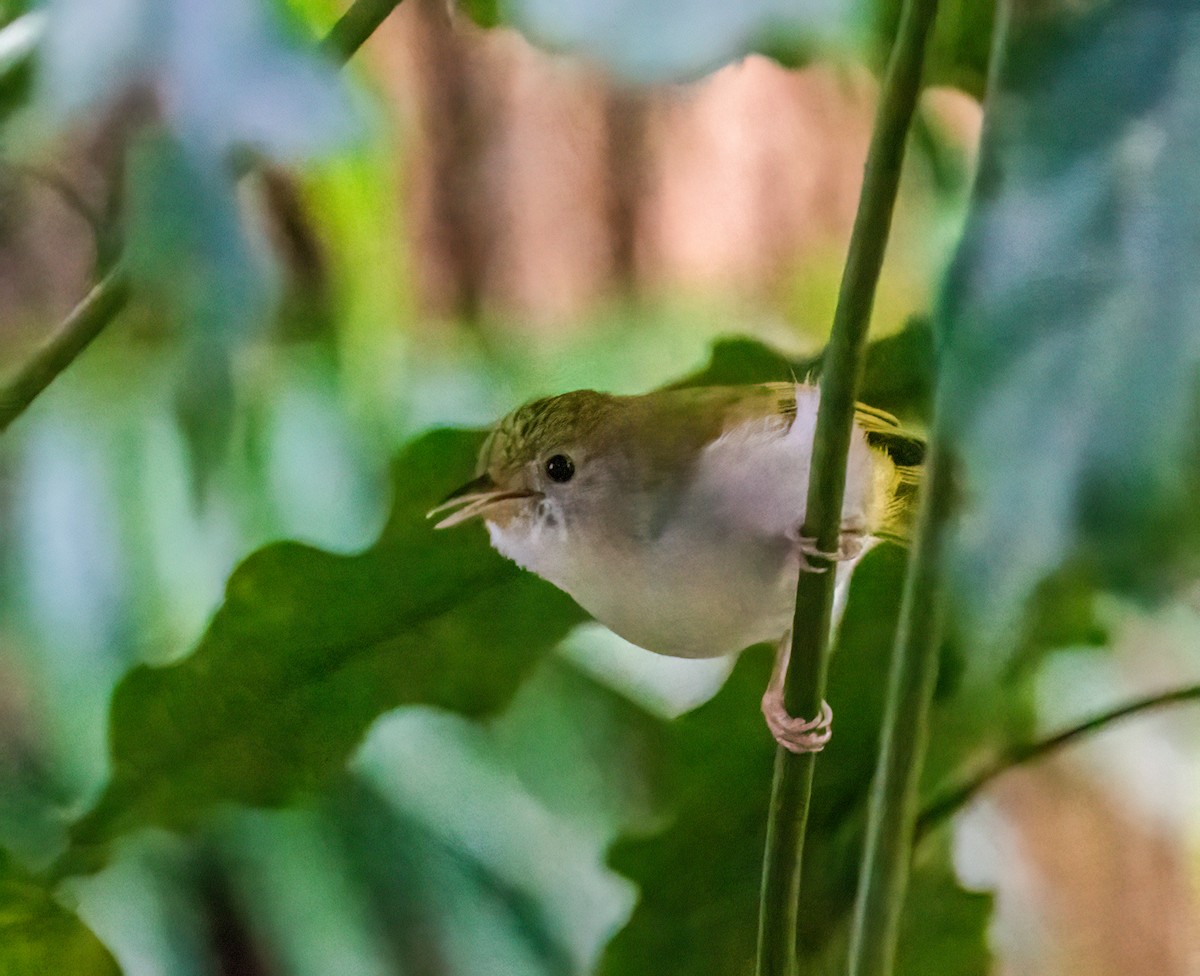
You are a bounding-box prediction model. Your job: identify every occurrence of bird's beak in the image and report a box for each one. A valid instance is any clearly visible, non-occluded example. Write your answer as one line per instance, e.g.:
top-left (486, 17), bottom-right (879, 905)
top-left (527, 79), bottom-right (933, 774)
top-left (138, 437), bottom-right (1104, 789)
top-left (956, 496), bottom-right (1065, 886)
top-left (426, 473), bottom-right (542, 529)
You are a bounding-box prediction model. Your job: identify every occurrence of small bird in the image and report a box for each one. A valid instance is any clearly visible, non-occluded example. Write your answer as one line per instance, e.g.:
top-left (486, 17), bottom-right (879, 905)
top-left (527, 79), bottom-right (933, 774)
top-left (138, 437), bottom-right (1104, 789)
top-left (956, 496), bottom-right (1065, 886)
top-left (429, 382), bottom-right (922, 752)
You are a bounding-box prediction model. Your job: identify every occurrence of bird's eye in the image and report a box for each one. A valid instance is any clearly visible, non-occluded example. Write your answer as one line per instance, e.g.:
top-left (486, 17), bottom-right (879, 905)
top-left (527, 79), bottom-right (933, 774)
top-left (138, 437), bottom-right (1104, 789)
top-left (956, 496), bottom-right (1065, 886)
top-left (544, 454), bottom-right (575, 483)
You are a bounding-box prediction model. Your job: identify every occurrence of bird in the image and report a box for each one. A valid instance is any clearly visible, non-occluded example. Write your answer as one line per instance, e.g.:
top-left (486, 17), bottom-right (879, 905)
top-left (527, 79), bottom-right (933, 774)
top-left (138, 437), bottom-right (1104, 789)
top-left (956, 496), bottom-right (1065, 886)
top-left (428, 382), bottom-right (923, 753)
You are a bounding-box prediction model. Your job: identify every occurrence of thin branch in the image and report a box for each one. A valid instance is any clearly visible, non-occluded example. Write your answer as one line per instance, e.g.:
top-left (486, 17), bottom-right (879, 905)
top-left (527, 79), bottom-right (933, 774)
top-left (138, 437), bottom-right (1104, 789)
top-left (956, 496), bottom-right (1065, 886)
top-left (916, 682), bottom-right (1200, 840)
top-left (0, 0), bottom-right (407, 435)
top-left (755, 0), bottom-right (941, 972)
top-left (0, 269), bottom-right (131, 434)
top-left (321, 0), bottom-right (406, 62)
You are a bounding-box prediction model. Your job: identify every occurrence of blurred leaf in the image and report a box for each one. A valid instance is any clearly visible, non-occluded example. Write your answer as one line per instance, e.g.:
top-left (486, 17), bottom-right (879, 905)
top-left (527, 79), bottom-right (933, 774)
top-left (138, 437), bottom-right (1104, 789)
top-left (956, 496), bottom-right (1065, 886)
top-left (39, 0), bottom-right (358, 478)
top-left (126, 133), bottom-right (277, 344)
top-left (38, 0), bottom-right (354, 158)
top-left (676, 317), bottom-right (934, 424)
top-left (212, 808), bottom-right (397, 976)
top-left (337, 781), bottom-right (583, 976)
top-left (485, 0), bottom-right (860, 84)
top-left (64, 429), bottom-right (586, 868)
top-left (124, 131), bottom-right (267, 488)
top-left (0, 11), bottom-right (36, 122)
top-left (892, 849), bottom-right (990, 976)
top-left (489, 656), bottom-right (669, 839)
top-left (0, 851), bottom-right (120, 976)
top-left (601, 546), bottom-right (993, 976)
top-left (465, 0), bottom-right (991, 94)
top-left (345, 689), bottom-right (650, 975)
top-left (939, 0), bottom-right (1200, 662)
top-left (457, 0), bottom-right (501, 30)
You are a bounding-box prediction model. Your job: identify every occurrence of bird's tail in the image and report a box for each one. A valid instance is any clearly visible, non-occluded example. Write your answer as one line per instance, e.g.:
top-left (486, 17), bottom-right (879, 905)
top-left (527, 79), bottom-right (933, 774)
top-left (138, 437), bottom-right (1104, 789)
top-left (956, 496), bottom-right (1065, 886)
top-left (877, 459), bottom-right (922, 545)
top-left (855, 407), bottom-right (926, 545)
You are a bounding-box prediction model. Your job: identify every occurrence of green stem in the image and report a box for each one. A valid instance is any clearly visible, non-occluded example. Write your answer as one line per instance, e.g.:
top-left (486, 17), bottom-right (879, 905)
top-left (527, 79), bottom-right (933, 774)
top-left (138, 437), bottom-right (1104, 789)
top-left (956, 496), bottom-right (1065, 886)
top-left (755, 0), bottom-right (941, 971)
top-left (916, 682), bottom-right (1200, 840)
top-left (320, 0), bottom-right (405, 61)
top-left (0, 0), bottom-right (406, 436)
top-left (0, 269), bottom-right (131, 434)
top-left (845, 437), bottom-right (952, 976)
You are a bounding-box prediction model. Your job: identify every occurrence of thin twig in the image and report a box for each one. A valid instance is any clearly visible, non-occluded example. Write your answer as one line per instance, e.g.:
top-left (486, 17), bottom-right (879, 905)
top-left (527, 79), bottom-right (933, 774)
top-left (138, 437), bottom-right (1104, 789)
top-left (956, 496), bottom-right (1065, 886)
top-left (0, 0), bottom-right (407, 435)
top-left (0, 269), bottom-right (131, 433)
top-left (320, 0), bottom-right (405, 61)
top-left (916, 682), bottom-right (1200, 840)
top-left (754, 0), bottom-right (941, 972)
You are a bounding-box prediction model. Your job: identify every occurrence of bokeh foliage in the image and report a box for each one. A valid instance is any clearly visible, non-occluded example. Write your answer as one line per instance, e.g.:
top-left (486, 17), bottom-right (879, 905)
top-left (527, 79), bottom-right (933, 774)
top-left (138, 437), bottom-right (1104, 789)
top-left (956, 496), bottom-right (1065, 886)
top-left (12, 326), bottom-right (1012, 975)
top-left (939, 0), bottom-right (1200, 663)
top-left (2, 0), bottom-right (1198, 972)
top-left (459, 0), bottom-right (994, 96)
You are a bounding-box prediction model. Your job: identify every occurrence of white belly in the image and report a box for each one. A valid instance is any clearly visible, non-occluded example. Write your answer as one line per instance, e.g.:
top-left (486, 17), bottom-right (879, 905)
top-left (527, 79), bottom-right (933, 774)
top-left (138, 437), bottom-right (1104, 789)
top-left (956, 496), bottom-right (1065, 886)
top-left (555, 528), bottom-right (801, 658)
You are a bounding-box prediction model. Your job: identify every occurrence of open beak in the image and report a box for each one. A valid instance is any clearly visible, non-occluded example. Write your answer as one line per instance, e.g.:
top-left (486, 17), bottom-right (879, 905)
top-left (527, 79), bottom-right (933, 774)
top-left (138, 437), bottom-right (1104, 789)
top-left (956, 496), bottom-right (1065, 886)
top-left (426, 473), bottom-right (542, 529)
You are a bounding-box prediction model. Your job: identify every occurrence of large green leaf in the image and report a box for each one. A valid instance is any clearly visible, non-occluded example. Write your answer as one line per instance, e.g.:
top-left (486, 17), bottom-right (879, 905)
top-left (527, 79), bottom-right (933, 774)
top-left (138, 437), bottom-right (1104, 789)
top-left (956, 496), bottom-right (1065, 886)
top-left (333, 657), bottom-right (668, 976)
top-left (0, 851), bottom-right (119, 976)
top-left (63, 429), bottom-right (586, 869)
top-left (939, 0), bottom-right (1200, 660)
top-left (600, 546), bottom-right (994, 976)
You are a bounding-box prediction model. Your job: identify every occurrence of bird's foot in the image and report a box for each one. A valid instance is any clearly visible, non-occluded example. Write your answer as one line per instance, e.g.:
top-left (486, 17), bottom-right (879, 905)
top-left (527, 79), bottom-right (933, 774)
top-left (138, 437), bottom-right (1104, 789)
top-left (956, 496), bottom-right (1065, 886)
top-left (761, 690), bottom-right (833, 754)
top-left (793, 527), bottom-right (867, 568)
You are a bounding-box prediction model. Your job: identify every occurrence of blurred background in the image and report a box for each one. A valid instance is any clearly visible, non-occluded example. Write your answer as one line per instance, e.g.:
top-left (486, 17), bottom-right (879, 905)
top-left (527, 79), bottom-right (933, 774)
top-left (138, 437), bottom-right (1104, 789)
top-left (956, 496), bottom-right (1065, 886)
top-left (0, 0), bottom-right (1198, 973)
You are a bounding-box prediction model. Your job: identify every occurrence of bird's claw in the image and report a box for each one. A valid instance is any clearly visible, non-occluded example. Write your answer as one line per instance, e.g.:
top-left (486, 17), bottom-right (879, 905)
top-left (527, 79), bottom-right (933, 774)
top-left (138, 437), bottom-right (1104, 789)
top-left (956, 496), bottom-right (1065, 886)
top-left (761, 692), bottom-right (833, 754)
top-left (793, 530), bottom-right (867, 569)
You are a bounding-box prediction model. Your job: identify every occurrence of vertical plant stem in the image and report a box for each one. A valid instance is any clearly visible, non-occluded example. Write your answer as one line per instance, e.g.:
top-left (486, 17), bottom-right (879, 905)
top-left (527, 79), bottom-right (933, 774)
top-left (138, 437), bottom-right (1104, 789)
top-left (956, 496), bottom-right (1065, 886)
top-left (755, 0), bottom-right (940, 973)
top-left (0, 0), bottom-right (405, 436)
top-left (846, 437), bottom-right (952, 976)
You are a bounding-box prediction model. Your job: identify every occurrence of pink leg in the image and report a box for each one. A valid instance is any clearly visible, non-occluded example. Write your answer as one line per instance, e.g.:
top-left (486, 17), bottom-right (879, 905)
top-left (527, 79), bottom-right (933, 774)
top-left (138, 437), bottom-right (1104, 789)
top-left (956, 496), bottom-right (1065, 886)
top-left (761, 633), bottom-right (833, 754)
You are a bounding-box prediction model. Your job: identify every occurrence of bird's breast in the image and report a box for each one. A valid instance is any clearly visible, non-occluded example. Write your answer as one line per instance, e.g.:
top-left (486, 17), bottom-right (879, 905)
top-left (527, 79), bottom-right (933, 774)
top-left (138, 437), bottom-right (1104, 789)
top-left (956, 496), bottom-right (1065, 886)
top-left (490, 509), bottom-right (799, 659)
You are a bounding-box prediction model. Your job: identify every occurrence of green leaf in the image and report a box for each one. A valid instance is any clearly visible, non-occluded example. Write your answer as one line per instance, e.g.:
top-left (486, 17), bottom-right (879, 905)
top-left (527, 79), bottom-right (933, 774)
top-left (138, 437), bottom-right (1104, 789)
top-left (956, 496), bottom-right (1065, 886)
top-left (124, 131), bottom-right (268, 484)
top-left (457, 0), bottom-right (501, 29)
top-left (462, 0), bottom-right (992, 94)
top-left (63, 429), bottom-right (586, 869)
top-left (0, 11), bottom-right (36, 122)
top-left (939, 0), bottom-right (1200, 658)
top-left (341, 665), bottom-right (663, 976)
top-left (39, 0), bottom-right (358, 472)
top-left (0, 851), bottom-right (119, 976)
top-left (125, 133), bottom-right (277, 345)
top-left (336, 781), bottom-right (589, 976)
top-left (485, 0), bottom-right (861, 84)
top-left (600, 546), bottom-right (993, 976)
top-left (676, 317), bottom-right (934, 424)
top-left (39, 0), bottom-right (353, 156)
